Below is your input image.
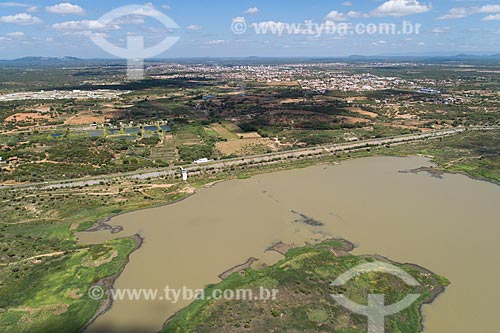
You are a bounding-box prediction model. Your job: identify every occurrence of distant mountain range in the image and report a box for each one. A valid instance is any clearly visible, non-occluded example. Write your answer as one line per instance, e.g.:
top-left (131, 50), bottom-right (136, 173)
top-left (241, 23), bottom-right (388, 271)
top-left (11, 56), bottom-right (83, 62)
top-left (0, 56), bottom-right (125, 67)
top-left (0, 54), bottom-right (499, 67)
top-left (347, 53), bottom-right (500, 60)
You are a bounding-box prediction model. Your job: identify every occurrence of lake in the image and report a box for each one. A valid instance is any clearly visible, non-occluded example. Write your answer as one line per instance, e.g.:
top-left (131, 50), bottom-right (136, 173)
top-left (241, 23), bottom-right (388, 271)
top-left (78, 156), bottom-right (500, 333)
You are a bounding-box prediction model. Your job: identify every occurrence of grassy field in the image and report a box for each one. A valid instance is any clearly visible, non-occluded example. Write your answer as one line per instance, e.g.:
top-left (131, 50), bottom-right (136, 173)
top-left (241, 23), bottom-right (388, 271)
top-left (150, 133), bottom-right (178, 165)
top-left (208, 122), bottom-right (239, 141)
top-left (162, 240), bottom-right (449, 333)
top-left (0, 178), bottom-right (190, 332)
top-left (0, 238), bottom-right (135, 333)
top-left (172, 123), bottom-right (221, 162)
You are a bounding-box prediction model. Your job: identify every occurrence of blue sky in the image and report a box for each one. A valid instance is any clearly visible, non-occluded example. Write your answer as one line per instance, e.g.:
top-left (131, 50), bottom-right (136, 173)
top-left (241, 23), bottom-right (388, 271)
top-left (0, 1), bottom-right (499, 59)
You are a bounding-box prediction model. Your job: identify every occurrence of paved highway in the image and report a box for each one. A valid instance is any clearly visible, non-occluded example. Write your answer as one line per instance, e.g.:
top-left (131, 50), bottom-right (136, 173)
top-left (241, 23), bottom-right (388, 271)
top-left (1, 126), bottom-right (496, 191)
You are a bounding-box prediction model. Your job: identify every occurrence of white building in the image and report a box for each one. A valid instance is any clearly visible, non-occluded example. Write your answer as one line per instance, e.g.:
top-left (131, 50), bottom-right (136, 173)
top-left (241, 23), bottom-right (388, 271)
top-left (193, 158), bottom-right (209, 164)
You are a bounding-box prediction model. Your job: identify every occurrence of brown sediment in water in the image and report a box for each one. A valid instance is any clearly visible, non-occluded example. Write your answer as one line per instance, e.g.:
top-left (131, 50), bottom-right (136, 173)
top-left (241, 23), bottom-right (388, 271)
top-left (85, 215), bottom-right (124, 234)
top-left (77, 156), bottom-right (500, 333)
top-left (402, 162), bottom-right (500, 188)
top-left (291, 210), bottom-right (325, 226)
top-left (400, 166), bottom-right (445, 179)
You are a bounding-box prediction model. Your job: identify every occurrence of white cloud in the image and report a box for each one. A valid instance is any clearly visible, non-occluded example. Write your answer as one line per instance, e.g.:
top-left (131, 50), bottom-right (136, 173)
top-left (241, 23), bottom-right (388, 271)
top-left (347, 11), bottom-right (369, 18)
top-left (5, 31), bottom-right (24, 37)
top-left (26, 5), bottom-right (38, 12)
top-left (232, 16), bottom-right (245, 23)
top-left (0, 30), bottom-right (25, 41)
top-left (244, 7), bottom-right (260, 14)
top-left (341, 1), bottom-right (353, 6)
top-left (432, 27), bottom-right (450, 33)
top-left (205, 40), bottom-right (227, 45)
top-left (0, 2), bottom-right (28, 7)
top-left (114, 16), bottom-right (145, 25)
top-left (186, 24), bottom-right (202, 30)
top-left (440, 5), bottom-right (500, 20)
top-left (63, 31), bottom-right (108, 38)
top-left (128, 6), bottom-right (162, 17)
top-left (148, 27), bottom-right (165, 33)
top-left (476, 5), bottom-right (500, 14)
top-left (0, 13), bottom-right (42, 25)
top-left (52, 20), bottom-right (118, 31)
top-left (482, 14), bottom-right (500, 21)
top-left (372, 0), bottom-right (431, 17)
top-left (371, 40), bottom-right (387, 46)
top-left (161, 5), bottom-right (171, 10)
top-left (325, 10), bottom-right (347, 21)
top-left (439, 7), bottom-right (468, 20)
top-left (46, 2), bottom-right (85, 15)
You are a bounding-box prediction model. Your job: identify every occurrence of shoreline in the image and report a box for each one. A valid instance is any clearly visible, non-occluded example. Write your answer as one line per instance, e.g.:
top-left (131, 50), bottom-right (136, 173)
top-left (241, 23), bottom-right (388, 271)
top-left (80, 190), bottom-right (197, 236)
top-left (402, 165), bottom-right (500, 188)
top-left (79, 152), bottom-right (500, 239)
top-left (80, 233), bottom-right (144, 332)
top-left (368, 254), bottom-right (448, 333)
top-left (159, 237), bottom-right (448, 333)
top-left (441, 169), bottom-right (500, 188)
top-left (218, 257), bottom-right (259, 280)
top-left (78, 155), bottom-right (469, 332)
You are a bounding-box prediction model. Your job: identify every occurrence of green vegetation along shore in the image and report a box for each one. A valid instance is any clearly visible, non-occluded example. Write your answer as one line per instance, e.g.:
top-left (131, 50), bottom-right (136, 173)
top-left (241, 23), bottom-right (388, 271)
top-left (384, 129), bottom-right (500, 185)
top-left (0, 237), bottom-right (137, 333)
top-left (162, 239), bottom-right (449, 333)
top-left (0, 129), bottom-right (498, 332)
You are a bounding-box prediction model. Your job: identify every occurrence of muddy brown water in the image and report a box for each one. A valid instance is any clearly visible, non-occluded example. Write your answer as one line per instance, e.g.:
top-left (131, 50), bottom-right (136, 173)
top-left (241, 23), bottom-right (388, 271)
top-left (78, 156), bottom-right (500, 333)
